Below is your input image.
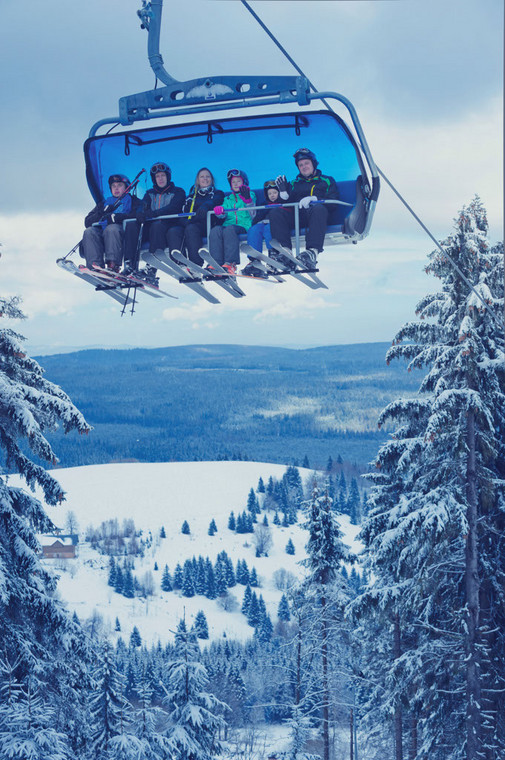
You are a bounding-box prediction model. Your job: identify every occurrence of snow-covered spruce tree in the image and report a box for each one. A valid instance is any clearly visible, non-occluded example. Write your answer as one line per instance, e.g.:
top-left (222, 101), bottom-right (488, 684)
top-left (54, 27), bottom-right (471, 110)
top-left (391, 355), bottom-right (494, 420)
top-left (162, 619), bottom-right (228, 760)
top-left (353, 198), bottom-right (505, 760)
top-left (89, 641), bottom-right (140, 760)
top-left (0, 295), bottom-right (92, 754)
top-left (302, 484), bottom-right (353, 760)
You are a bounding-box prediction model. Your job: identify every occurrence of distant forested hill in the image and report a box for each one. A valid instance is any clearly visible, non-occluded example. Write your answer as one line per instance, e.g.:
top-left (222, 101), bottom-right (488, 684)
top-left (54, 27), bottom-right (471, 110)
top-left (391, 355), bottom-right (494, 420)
top-left (28, 343), bottom-right (422, 470)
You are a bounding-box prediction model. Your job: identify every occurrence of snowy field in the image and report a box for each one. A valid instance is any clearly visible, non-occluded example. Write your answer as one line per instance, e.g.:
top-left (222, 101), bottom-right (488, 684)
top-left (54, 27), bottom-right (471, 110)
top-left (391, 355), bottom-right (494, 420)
top-left (10, 461), bottom-right (361, 646)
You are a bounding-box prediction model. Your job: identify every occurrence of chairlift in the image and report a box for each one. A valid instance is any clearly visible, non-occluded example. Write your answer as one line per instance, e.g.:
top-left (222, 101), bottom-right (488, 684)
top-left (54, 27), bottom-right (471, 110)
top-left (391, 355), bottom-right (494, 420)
top-left (85, 0), bottom-right (380, 249)
top-left (59, 0), bottom-right (381, 312)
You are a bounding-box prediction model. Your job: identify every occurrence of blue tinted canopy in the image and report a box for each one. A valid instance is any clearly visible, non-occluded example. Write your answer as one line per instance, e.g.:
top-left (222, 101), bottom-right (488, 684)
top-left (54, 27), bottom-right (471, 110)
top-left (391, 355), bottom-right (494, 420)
top-left (85, 110), bottom-right (367, 203)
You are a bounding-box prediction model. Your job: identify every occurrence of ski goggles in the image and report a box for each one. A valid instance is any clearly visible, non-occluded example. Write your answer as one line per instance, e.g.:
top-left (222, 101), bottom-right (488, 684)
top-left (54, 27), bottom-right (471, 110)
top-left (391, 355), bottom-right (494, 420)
top-left (227, 168), bottom-right (242, 181)
top-left (264, 180), bottom-right (278, 191)
top-left (151, 163), bottom-right (170, 174)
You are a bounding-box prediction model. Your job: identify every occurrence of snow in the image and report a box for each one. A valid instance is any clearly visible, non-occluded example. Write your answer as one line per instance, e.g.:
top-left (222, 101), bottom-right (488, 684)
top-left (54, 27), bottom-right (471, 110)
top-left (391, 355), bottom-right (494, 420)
top-left (9, 461), bottom-right (362, 647)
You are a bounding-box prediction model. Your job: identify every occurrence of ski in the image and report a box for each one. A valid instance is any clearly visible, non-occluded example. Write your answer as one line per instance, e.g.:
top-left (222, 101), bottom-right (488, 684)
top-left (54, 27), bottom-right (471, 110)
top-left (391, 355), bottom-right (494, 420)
top-left (171, 250), bottom-right (280, 285)
top-left (197, 249), bottom-right (246, 298)
top-left (140, 249), bottom-right (221, 305)
top-left (89, 264), bottom-right (177, 300)
top-left (269, 240), bottom-right (328, 290)
top-left (239, 244), bottom-right (286, 283)
top-left (56, 258), bottom-right (133, 306)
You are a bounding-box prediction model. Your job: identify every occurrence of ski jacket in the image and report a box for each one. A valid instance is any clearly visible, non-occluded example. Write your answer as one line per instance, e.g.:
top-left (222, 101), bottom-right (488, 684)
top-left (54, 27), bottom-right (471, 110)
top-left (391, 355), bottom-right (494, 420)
top-left (183, 185), bottom-right (225, 224)
top-left (287, 170), bottom-right (339, 204)
top-left (84, 194), bottom-right (142, 228)
top-left (222, 190), bottom-right (257, 231)
top-left (141, 183), bottom-right (185, 219)
top-left (254, 200), bottom-right (279, 224)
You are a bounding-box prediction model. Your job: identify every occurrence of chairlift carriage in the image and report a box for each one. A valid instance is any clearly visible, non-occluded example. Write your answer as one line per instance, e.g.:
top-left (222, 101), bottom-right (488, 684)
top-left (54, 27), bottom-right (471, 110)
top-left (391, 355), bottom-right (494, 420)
top-left (58, 0), bottom-right (380, 310)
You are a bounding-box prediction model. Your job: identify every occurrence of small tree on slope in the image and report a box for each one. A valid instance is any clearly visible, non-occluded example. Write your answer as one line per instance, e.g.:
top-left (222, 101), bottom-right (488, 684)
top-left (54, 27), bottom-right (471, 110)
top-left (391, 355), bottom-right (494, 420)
top-left (352, 198), bottom-right (505, 760)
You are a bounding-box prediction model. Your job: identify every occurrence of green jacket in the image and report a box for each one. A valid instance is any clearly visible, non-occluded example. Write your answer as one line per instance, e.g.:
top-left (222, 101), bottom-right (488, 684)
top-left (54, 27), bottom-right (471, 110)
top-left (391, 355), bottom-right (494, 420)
top-left (223, 191), bottom-right (257, 231)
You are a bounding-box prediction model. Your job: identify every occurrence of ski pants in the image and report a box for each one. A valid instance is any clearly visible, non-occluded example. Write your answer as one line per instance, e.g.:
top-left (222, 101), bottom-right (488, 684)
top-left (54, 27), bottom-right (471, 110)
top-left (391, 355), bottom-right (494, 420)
top-left (147, 220), bottom-right (184, 254)
top-left (208, 224), bottom-right (246, 265)
top-left (268, 203), bottom-right (329, 253)
top-left (82, 224), bottom-right (123, 268)
top-left (247, 221), bottom-right (272, 254)
top-left (167, 220), bottom-right (207, 266)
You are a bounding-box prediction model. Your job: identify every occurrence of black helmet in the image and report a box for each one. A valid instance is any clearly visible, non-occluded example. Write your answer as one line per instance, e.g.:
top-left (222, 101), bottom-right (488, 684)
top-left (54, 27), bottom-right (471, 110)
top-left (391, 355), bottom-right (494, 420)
top-left (293, 148), bottom-right (318, 169)
top-left (108, 174), bottom-right (130, 189)
top-left (227, 168), bottom-right (249, 186)
top-left (150, 162), bottom-right (171, 183)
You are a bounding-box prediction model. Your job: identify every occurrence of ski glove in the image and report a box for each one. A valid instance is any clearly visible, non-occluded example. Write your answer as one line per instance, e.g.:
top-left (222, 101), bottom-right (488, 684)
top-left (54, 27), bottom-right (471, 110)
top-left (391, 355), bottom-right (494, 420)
top-left (213, 206), bottom-right (225, 217)
top-left (239, 185), bottom-right (251, 200)
top-left (275, 175), bottom-right (288, 193)
top-left (299, 196), bottom-right (317, 209)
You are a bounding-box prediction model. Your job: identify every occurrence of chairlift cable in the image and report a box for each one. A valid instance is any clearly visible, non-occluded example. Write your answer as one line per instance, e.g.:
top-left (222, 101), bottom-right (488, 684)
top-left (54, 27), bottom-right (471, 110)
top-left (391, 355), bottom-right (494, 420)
top-left (240, 0), bottom-right (497, 321)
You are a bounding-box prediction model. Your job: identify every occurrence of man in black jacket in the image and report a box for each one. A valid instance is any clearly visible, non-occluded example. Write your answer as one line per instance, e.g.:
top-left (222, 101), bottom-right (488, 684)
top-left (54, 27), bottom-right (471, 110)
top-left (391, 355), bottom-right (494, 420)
top-left (135, 162), bottom-right (186, 252)
top-left (81, 174), bottom-right (142, 272)
top-left (270, 148), bottom-right (339, 268)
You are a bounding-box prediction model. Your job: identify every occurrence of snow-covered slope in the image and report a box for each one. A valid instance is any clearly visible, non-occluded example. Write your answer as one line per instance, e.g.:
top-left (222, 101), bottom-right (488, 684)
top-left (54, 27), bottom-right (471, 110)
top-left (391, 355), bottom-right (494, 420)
top-left (14, 461), bottom-right (361, 646)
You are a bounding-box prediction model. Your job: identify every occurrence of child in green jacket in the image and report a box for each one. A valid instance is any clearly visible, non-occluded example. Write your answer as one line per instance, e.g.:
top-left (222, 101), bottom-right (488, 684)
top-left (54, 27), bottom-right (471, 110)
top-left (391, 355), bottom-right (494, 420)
top-left (208, 168), bottom-right (256, 275)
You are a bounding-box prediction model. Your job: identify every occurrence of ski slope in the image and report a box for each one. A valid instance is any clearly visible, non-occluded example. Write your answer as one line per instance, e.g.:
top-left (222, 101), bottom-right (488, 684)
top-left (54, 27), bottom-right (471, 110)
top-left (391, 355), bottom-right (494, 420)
top-left (14, 461), bottom-right (362, 646)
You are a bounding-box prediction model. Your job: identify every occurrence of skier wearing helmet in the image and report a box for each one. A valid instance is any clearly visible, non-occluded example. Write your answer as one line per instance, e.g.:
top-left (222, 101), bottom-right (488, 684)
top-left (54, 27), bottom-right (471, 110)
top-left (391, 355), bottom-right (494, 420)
top-left (81, 174), bottom-right (142, 272)
top-left (135, 162), bottom-right (186, 254)
top-left (207, 168), bottom-right (256, 275)
top-left (269, 148), bottom-right (339, 269)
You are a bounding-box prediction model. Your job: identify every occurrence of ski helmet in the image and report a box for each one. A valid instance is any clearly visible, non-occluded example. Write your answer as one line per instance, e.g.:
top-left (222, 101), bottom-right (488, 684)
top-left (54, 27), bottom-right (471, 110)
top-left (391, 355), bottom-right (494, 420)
top-left (293, 148), bottom-right (318, 169)
top-left (108, 174), bottom-right (130, 189)
top-left (150, 162), bottom-right (172, 183)
top-left (227, 168), bottom-right (249, 186)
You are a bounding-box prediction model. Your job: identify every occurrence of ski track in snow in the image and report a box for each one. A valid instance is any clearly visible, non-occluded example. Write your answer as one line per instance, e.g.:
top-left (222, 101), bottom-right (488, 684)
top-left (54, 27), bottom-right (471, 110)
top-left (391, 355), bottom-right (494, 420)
top-left (10, 461), bottom-right (362, 646)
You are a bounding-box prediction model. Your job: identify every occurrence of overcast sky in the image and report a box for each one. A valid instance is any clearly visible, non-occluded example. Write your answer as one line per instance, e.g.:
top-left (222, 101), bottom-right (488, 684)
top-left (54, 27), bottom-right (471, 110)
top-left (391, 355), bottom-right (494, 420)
top-left (0, 0), bottom-right (502, 353)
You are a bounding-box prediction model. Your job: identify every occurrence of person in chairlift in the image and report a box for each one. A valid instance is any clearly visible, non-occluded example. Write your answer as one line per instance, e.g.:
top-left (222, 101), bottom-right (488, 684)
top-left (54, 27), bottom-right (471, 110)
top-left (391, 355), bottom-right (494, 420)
top-left (81, 174), bottom-right (142, 272)
top-left (242, 179), bottom-right (280, 278)
top-left (169, 167), bottom-right (225, 267)
top-left (268, 147), bottom-right (339, 269)
top-left (208, 168), bottom-right (256, 275)
top-left (135, 162), bottom-right (186, 253)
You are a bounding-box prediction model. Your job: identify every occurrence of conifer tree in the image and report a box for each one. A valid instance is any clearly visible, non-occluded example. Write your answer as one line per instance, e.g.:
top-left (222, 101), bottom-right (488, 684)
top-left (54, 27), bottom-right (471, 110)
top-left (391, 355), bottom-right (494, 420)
top-left (182, 560), bottom-right (196, 597)
top-left (123, 567), bottom-right (135, 599)
top-left (257, 476), bottom-right (265, 493)
top-left (241, 584), bottom-right (252, 615)
top-left (162, 620), bottom-right (227, 760)
top-left (249, 567), bottom-right (259, 587)
top-left (108, 556), bottom-right (117, 587)
top-left (181, 520), bottom-right (190, 535)
top-left (278, 594), bottom-right (291, 622)
top-left (193, 610), bottom-right (209, 640)
top-left (286, 538), bottom-right (296, 555)
top-left (89, 643), bottom-right (132, 759)
top-left (303, 484), bottom-right (352, 760)
top-left (130, 626), bottom-right (142, 648)
top-left (160, 526), bottom-right (166, 538)
top-left (208, 518), bottom-right (217, 536)
top-left (173, 563), bottom-right (183, 590)
top-left (353, 199), bottom-right (505, 760)
top-left (115, 617), bottom-right (122, 632)
top-left (161, 565), bottom-right (173, 592)
top-left (227, 511), bottom-right (236, 531)
top-left (0, 295), bottom-right (91, 753)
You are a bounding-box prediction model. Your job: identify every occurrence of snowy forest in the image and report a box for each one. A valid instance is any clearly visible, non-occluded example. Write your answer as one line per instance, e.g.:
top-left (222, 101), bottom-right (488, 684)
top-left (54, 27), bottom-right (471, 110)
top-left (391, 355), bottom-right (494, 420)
top-left (1, 197), bottom-right (504, 760)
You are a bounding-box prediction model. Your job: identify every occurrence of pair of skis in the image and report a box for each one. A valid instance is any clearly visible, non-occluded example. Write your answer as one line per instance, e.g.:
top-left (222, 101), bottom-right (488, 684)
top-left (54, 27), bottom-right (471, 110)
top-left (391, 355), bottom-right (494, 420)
top-left (56, 258), bottom-right (177, 312)
top-left (242, 240), bottom-right (328, 291)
